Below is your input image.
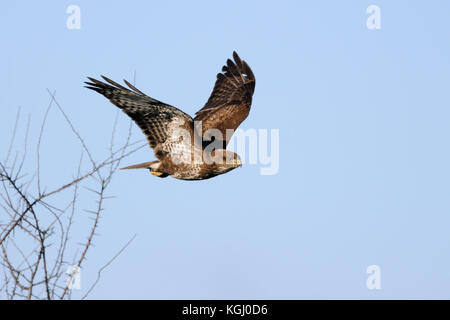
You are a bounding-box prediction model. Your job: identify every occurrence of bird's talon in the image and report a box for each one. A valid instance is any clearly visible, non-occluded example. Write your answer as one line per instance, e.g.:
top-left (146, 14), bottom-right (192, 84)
top-left (150, 171), bottom-right (165, 177)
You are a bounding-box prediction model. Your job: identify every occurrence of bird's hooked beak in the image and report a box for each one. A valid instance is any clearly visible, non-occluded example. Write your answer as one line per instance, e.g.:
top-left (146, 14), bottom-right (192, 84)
top-left (233, 158), bottom-right (242, 168)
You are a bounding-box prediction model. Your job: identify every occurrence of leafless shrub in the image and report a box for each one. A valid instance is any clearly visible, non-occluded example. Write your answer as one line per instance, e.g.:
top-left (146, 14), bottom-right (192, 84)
top-left (0, 90), bottom-right (145, 299)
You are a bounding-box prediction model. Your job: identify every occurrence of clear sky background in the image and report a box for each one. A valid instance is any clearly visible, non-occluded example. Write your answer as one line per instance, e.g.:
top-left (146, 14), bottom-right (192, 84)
top-left (1, 1), bottom-right (450, 299)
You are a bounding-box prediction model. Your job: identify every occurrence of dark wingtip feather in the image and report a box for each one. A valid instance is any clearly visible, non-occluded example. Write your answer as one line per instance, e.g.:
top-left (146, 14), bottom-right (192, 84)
top-left (226, 58), bottom-right (239, 76)
top-left (123, 79), bottom-right (145, 95)
top-left (86, 76), bottom-right (113, 88)
top-left (84, 85), bottom-right (103, 94)
top-left (100, 75), bottom-right (130, 91)
top-left (242, 61), bottom-right (255, 81)
top-left (232, 51), bottom-right (243, 68)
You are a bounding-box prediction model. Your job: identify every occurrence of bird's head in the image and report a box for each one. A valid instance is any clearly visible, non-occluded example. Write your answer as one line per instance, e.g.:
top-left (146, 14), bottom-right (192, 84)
top-left (208, 149), bottom-right (242, 174)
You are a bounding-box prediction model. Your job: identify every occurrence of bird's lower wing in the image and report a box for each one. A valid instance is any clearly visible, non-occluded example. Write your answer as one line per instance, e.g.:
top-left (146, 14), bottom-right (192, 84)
top-left (85, 76), bottom-right (195, 161)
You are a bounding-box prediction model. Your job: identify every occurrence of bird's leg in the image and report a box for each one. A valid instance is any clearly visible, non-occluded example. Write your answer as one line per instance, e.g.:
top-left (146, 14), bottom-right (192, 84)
top-left (148, 168), bottom-right (169, 178)
top-left (150, 170), bottom-right (165, 177)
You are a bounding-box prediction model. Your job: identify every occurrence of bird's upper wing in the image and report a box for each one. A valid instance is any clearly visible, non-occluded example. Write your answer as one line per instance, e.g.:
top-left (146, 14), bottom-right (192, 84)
top-left (194, 51), bottom-right (255, 147)
top-left (85, 76), bottom-right (194, 160)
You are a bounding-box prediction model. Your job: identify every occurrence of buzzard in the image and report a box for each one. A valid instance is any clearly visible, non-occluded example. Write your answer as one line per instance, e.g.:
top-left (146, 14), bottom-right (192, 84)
top-left (85, 51), bottom-right (255, 180)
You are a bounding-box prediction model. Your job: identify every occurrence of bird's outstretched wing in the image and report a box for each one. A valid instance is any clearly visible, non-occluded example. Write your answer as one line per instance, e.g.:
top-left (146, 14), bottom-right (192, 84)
top-left (194, 51), bottom-right (255, 146)
top-left (85, 76), bottom-right (194, 160)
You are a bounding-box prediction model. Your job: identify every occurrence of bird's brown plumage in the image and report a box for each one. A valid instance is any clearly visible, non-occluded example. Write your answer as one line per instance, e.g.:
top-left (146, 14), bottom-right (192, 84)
top-left (195, 51), bottom-right (255, 146)
top-left (85, 51), bottom-right (255, 180)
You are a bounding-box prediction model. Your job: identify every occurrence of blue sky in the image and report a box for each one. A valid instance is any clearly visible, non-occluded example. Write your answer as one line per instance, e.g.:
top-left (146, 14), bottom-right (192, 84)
top-left (1, 0), bottom-right (450, 299)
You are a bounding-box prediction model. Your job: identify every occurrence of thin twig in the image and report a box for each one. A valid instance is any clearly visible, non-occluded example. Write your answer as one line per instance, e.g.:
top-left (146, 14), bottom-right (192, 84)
top-left (82, 234), bottom-right (137, 299)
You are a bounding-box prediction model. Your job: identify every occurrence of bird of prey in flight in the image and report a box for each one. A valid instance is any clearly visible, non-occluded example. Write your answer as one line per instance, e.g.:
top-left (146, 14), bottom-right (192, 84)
top-left (85, 51), bottom-right (255, 180)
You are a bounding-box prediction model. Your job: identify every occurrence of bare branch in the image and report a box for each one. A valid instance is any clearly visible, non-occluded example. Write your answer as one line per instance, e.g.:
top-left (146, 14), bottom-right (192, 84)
top-left (1, 87), bottom-right (142, 300)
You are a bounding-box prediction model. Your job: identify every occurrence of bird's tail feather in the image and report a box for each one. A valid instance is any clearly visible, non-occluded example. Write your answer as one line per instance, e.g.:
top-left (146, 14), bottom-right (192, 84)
top-left (120, 161), bottom-right (157, 170)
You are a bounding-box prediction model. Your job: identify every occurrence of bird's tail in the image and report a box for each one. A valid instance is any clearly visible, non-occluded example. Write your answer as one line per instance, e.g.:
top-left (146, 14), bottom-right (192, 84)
top-left (120, 161), bottom-right (158, 170)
